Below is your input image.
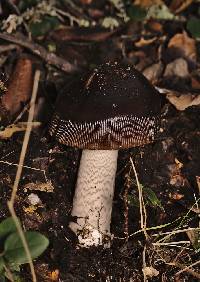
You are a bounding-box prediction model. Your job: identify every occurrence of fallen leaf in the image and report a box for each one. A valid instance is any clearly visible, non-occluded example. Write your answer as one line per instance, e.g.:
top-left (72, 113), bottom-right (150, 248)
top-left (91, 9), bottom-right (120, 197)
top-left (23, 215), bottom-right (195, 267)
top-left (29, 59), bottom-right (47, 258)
top-left (143, 266), bottom-right (159, 277)
top-left (147, 20), bottom-right (163, 32)
top-left (191, 77), bottom-right (200, 90)
top-left (147, 3), bottom-right (177, 20)
top-left (1, 58), bottom-right (33, 117)
top-left (23, 205), bottom-right (38, 214)
top-left (135, 36), bottom-right (157, 47)
top-left (134, 0), bottom-right (163, 8)
top-left (186, 228), bottom-right (200, 249)
top-left (170, 0), bottom-right (193, 14)
top-left (168, 32), bottom-right (197, 62)
top-left (168, 163), bottom-right (187, 187)
top-left (23, 181), bottom-right (54, 193)
top-left (51, 26), bottom-right (117, 42)
top-left (166, 92), bottom-right (200, 111)
top-left (143, 62), bottom-right (164, 83)
top-left (0, 122), bottom-right (41, 139)
top-left (169, 192), bottom-right (184, 200)
top-left (164, 58), bottom-right (189, 78)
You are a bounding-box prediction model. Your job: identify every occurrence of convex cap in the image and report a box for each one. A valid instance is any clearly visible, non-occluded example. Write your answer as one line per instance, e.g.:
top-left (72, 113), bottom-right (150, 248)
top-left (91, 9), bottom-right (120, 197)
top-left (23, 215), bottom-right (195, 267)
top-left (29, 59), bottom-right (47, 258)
top-left (49, 61), bottom-right (161, 149)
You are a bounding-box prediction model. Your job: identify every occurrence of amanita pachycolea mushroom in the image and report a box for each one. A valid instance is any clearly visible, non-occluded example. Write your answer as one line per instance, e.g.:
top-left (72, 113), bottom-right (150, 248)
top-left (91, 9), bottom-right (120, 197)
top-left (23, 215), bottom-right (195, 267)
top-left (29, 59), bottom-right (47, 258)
top-left (49, 62), bottom-right (161, 247)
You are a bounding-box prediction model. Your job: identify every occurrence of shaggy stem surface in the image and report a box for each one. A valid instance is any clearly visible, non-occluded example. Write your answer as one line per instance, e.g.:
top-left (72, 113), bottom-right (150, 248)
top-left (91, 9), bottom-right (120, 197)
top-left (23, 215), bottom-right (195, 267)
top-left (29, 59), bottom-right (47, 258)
top-left (69, 149), bottom-right (118, 247)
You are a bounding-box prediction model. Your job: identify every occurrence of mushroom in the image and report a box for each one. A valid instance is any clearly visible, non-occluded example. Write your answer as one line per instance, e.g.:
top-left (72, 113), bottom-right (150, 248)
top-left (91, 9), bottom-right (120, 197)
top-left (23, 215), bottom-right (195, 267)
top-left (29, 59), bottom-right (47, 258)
top-left (49, 62), bottom-right (161, 247)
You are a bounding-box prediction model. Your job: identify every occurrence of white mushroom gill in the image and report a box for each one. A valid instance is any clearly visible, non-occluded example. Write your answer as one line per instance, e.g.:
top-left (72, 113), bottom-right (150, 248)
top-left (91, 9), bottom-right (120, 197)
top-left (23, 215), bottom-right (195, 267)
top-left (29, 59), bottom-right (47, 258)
top-left (69, 149), bottom-right (118, 247)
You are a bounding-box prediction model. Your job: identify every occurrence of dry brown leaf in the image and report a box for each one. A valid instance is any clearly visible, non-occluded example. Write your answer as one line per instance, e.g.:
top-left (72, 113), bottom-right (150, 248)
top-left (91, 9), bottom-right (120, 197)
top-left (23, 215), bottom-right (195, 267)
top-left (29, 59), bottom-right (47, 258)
top-left (147, 20), bottom-right (163, 32)
top-left (168, 32), bottom-right (197, 62)
top-left (166, 92), bottom-right (200, 111)
top-left (23, 206), bottom-right (38, 214)
top-left (135, 37), bottom-right (157, 47)
top-left (168, 163), bottom-right (187, 186)
top-left (134, 0), bottom-right (163, 8)
top-left (143, 266), bottom-right (159, 277)
top-left (186, 229), bottom-right (199, 247)
top-left (169, 0), bottom-right (193, 14)
top-left (23, 181), bottom-right (54, 193)
top-left (169, 192), bottom-right (184, 200)
top-left (191, 77), bottom-right (200, 90)
top-left (164, 58), bottom-right (189, 78)
top-left (0, 122), bottom-right (41, 139)
top-left (143, 62), bottom-right (163, 83)
top-left (1, 57), bottom-right (33, 116)
top-left (51, 26), bottom-right (117, 42)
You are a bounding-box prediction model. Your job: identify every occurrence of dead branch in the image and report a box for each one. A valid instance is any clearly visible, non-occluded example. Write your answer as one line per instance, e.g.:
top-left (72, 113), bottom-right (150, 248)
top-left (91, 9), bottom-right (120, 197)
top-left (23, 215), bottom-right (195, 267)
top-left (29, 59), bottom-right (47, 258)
top-left (0, 32), bottom-right (79, 73)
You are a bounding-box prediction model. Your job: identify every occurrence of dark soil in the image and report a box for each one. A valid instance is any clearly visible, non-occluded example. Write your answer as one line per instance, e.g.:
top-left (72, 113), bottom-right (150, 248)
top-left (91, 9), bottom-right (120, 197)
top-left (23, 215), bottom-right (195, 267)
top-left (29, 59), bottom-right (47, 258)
top-left (0, 103), bottom-right (199, 281)
top-left (0, 1), bottom-right (200, 281)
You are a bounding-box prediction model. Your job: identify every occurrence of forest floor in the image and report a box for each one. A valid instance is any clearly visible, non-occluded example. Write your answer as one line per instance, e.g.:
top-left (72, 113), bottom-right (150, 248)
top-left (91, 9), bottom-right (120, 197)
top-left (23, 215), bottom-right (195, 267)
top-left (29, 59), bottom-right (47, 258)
top-left (0, 1), bottom-right (200, 281)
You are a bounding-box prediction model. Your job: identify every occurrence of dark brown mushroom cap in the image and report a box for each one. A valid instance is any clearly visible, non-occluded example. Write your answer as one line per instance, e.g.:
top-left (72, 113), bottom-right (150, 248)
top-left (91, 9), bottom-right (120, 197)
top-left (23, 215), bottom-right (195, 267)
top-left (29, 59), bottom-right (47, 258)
top-left (49, 62), bottom-right (161, 149)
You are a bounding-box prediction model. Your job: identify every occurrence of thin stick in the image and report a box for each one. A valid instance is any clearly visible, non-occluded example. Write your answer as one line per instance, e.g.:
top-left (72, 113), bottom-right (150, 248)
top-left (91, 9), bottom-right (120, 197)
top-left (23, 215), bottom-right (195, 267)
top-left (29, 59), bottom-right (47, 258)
top-left (175, 260), bottom-right (200, 277)
top-left (142, 245), bottom-right (147, 282)
top-left (3, 263), bottom-right (15, 282)
top-left (152, 227), bottom-right (200, 237)
top-left (0, 33), bottom-right (78, 73)
top-left (7, 70), bottom-right (40, 282)
top-left (0, 160), bottom-right (48, 182)
top-left (130, 157), bottom-right (148, 239)
top-left (166, 261), bottom-right (200, 279)
top-left (153, 240), bottom-right (193, 246)
top-left (114, 217), bottom-right (182, 240)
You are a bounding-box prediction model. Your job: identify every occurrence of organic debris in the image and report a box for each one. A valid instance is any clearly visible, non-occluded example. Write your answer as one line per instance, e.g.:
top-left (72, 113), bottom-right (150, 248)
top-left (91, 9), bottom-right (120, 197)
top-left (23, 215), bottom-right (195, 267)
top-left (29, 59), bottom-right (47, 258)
top-left (0, 0), bottom-right (200, 281)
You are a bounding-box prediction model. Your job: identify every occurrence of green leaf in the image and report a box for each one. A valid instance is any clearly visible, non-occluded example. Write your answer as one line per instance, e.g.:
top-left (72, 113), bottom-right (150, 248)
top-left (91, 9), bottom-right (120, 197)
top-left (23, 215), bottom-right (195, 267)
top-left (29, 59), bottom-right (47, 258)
top-left (0, 217), bottom-right (17, 241)
top-left (127, 5), bottom-right (147, 21)
top-left (127, 194), bottom-right (140, 207)
top-left (29, 16), bottom-right (60, 37)
top-left (147, 4), bottom-right (177, 20)
top-left (143, 186), bottom-right (163, 210)
top-left (9, 263), bottom-right (20, 272)
top-left (4, 231), bottom-right (49, 265)
top-left (7, 273), bottom-right (24, 282)
top-left (187, 18), bottom-right (200, 39)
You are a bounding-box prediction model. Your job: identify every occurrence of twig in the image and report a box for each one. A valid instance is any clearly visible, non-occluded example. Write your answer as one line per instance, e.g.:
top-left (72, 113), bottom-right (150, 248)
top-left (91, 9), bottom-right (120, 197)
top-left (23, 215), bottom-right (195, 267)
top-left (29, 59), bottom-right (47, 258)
top-left (152, 227), bottom-right (200, 237)
top-left (114, 217), bottom-right (182, 240)
top-left (3, 263), bottom-right (15, 282)
top-left (142, 245), bottom-right (147, 282)
top-left (153, 240), bottom-right (193, 246)
top-left (175, 260), bottom-right (200, 277)
top-left (7, 70), bottom-right (41, 282)
top-left (0, 160), bottom-right (48, 182)
top-left (130, 157), bottom-right (148, 239)
top-left (0, 44), bottom-right (18, 53)
top-left (0, 32), bottom-right (78, 73)
top-left (166, 260), bottom-right (200, 279)
top-left (123, 170), bottom-right (131, 240)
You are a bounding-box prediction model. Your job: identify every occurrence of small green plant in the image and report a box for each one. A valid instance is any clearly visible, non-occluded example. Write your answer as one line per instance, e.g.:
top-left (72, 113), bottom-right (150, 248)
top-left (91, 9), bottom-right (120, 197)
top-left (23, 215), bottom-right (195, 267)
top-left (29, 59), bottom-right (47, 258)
top-left (0, 217), bottom-right (49, 281)
top-left (128, 183), bottom-right (164, 211)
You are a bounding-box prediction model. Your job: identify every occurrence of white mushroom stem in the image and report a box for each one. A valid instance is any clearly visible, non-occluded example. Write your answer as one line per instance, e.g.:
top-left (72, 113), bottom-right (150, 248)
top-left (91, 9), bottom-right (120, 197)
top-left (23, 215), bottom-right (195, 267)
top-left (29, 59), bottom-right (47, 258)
top-left (69, 149), bottom-right (118, 247)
